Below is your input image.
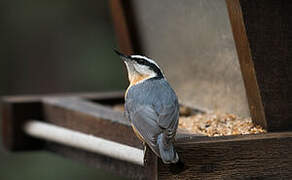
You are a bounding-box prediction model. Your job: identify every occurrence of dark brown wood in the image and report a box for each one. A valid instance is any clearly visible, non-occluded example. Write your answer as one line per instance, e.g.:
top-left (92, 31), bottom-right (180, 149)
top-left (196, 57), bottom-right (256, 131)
top-left (226, 0), bottom-right (292, 131)
top-left (144, 147), bottom-right (158, 180)
top-left (0, 92), bottom-right (195, 152)
top-left (1, 99), bottom-right (44, 151)
top-left (46, 142), bottom-right (146, 180)
top-left (42, 97), bottom-right (143, 149)
top-left (1, 91), bottom-right (124, 151)
top-left (159, 132), bottom-right (292, 179)
top-left (226, 0), bottom-right (266, 129)
top-left (2, 93), bottom-right (292, 179)
top-left (1, 91), bottom-right (124, 104)
top-left (110, 0), bottom-right (136, 54)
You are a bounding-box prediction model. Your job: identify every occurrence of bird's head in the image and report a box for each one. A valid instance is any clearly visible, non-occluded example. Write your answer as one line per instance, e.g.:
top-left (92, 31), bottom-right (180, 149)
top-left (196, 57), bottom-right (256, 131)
top-left (114, 50), bottom-right (164, 85)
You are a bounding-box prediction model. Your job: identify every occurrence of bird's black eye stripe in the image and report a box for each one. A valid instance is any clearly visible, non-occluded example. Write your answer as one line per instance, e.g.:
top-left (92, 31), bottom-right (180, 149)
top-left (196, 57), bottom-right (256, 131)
top-left (132, 58), bottom-right (145, 65)
top-left (131, 57), bottom-right (164, 78)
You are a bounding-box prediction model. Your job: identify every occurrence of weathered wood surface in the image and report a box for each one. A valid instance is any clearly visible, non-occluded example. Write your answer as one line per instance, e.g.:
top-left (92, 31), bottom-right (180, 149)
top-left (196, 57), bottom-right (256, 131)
top-left (159, 132), bottom-right (292, 179)
top-left (110, 0), bottom-right (250, 118)
top-left (0, 92), bottom-right (124, 151)
top-left (226, 0), bottom-right (292, 131)
top-left (1, 100), bottom-right (44, 151)
top-left (1, 91), bottom-right (124, 104)
top-left (42, 98), bottom-right (292, 179)
top-left (2, 93), bottom-right (292, 179)
top-left (1, 92), bottom-right (195, 152)
top-left (110, 0), bottom-right (135, 55)
top-left (43, 97), bottom-right (143, 149)
top-left (47, 142), bottom-right (146, 180)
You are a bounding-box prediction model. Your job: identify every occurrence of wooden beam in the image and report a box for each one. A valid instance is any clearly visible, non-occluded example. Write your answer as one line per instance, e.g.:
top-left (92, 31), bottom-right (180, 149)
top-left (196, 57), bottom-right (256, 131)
top-left (159, 132), bottom-right (292, 179)
top-left (42, 97), bottom-right (142, 149)
top-left (1, 100), bottom-right (44, 151)
top-left (226, 0), bottom-right (292, 131)
top-left (110, 0), bottom-right (135, 54)
top-left (1, 92), bottom-right (124, 151)
top-left (42, 97), bottom-right (292, 178)
top-left (1, 93), bottom-right (154, 179)
top-left (2, 93), bottom-right (292, 178)
top-left (47, 142), bottom-right (147, 179)
top-left (1, 92), bottom-right (195, 152)
top-left (1, 91), bottom-right (124, 104)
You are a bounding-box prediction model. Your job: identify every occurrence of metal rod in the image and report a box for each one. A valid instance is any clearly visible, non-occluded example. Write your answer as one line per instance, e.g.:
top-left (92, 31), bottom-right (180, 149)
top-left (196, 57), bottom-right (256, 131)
top-left (23, 120), bottom-right (144, 166)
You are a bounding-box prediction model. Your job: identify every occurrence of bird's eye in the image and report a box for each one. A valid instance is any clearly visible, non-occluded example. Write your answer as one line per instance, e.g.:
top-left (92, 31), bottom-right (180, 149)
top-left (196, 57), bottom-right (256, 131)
top-left (137, 59), bottom-right (143, 64)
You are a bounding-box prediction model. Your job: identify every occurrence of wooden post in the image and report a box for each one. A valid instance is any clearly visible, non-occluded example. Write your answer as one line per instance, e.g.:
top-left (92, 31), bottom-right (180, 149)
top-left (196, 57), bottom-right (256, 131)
top-left (226, 0), bottom-right (292, 131)
top-left (110, 0), bottom-right (139, 54)
top-left (1, 99), bottom-right (44, 151)
top-left (1, 92), bottom-right (124, 151)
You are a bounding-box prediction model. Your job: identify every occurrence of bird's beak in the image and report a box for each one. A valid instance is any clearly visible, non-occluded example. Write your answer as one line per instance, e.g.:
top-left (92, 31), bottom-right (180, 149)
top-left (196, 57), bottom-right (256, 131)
top-left (114, 49), bottom-right (131, 62)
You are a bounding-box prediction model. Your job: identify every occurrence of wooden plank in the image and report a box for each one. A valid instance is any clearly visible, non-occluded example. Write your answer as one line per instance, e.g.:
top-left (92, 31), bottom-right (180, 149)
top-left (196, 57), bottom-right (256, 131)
top-left (1, 100), bottom-right (44, 151)
top-left (3, 93), bottom-right (292, 178)
top-left (1, 91), bottom-right (124, 103)
top-left (226, 0), bottom-right (292, 131)
top-left (42, 97), bottom-right (200, 149)
top-left (159, 132), bottom-right (292, 179)
top-left (0, 92), bottom-right (124, 151)
top-left (40, 97), bottom-right (292, 178)
top-left (42, 97), bottom-right (143, 149)
top-left (144, 147), bottom-right (158, 180)
top-left (110, 0), bottom-right (137, 54)
top-left (46, 142), bottom-right (146, 180)
top-left (46, 142), bottom-right (159, 180)
top-left (1, 92), bottom-right (195, 151)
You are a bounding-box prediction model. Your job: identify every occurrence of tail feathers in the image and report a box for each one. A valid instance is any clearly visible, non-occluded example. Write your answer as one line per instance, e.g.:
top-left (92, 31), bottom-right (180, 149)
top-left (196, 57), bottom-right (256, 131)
top-left (157, 134), bottom-right (179, 164)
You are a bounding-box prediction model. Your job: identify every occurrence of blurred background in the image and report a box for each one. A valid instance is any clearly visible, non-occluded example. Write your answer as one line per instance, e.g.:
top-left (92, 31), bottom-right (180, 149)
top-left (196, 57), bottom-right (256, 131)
top-left (0, 0), bottom-right (127, 179)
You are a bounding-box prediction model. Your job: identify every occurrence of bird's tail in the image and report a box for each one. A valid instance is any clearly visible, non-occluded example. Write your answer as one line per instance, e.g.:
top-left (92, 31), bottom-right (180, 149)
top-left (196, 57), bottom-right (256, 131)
top-left (157, 133), bottom-right (179, 164)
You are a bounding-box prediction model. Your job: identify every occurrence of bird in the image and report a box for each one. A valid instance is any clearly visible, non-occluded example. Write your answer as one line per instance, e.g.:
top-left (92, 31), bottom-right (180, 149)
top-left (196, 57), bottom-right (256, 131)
top-left (114, 49), bottom-right (180, 164)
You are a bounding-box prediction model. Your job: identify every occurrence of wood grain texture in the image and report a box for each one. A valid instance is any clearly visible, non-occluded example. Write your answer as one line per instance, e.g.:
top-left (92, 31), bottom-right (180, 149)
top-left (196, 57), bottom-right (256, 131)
top-left (0, 92), bottom-right (124, 151)
top-left (42, 97), bottom-right (143, 149)
top-left (226, 0), bottom-right (266, 130)
top-left (3, 93), bottom-right (292, 178)
top-left (226, 0), bottom-right (292, 131)
top-left (47, 142), bottom-right (146, 180)
top-left (159, 132), bottom-right (292, 179)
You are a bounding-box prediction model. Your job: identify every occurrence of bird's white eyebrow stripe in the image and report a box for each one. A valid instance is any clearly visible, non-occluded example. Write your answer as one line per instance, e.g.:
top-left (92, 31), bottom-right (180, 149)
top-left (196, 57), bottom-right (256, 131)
top-left (130, 55), bottom-right (160, 67)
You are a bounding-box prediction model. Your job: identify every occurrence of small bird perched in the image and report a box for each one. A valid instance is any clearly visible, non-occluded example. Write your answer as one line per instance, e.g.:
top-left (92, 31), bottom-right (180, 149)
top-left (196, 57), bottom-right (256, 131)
top-left (114, 50), bottom-right (179, 164)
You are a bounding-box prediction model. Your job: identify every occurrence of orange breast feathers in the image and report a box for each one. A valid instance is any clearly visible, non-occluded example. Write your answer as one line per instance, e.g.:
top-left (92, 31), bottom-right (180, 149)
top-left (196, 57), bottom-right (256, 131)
top-left (125, 74), bottom-right (150, 97)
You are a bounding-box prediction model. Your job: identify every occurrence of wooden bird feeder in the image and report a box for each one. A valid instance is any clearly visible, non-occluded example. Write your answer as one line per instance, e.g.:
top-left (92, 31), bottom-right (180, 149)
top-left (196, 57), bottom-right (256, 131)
top-left (1, 0), bottom-right (291, 179)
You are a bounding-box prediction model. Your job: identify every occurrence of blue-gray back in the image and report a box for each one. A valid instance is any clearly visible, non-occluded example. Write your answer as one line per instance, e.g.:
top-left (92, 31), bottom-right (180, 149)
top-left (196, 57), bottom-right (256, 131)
top-left (125, 78), bottom-right (179, 157)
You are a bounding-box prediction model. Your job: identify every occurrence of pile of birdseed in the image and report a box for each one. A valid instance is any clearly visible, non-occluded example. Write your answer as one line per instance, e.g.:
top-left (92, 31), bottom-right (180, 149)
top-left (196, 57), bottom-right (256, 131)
top-left (178, 112), bottom-right (266, 136)
top-left (112, 104), bottom-right (266, 136)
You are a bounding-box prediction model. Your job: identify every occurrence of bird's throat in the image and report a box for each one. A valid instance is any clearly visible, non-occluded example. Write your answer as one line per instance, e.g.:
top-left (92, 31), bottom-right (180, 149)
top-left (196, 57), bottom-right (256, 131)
top-left (125, 73), bottom-right (151, 97)
top-left (130, 74), bottom-right (150, 86)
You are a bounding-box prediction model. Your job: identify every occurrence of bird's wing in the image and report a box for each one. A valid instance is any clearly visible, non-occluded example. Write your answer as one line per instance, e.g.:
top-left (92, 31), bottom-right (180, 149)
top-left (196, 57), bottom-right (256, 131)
top-left (130, 104), bottom-right (161, 148)
top-left (126, 100), bottom-right (179, 157)
top-left (156, 100), bottom-right (179, 132)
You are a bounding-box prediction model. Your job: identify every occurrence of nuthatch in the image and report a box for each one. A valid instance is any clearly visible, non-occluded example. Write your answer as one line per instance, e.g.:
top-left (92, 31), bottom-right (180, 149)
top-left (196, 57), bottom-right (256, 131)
top-left (115, 50), bottom-right (179, 164)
